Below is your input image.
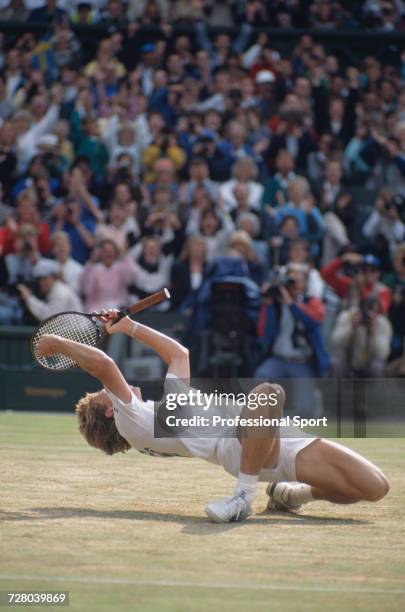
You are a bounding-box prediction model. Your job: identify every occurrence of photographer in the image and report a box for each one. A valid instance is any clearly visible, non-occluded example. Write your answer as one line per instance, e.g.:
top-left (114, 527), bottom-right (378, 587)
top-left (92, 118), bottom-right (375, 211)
top-left (255, 267), bottom-right (329, 416)
top-left (383, 243), bottom-right (405, 361)
top-left (331, 295), bottom-right (392, 377)
top-left (321, 252), bottom-right (392, 315)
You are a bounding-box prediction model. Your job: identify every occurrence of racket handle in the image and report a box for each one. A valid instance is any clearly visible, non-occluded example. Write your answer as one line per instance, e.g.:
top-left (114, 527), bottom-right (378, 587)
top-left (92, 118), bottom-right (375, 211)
top-left (115, 288), bottom-right (171, 321)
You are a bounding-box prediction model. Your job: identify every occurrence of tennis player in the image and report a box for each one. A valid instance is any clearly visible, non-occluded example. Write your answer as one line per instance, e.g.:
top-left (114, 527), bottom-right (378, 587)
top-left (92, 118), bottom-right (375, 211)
top-left (36, 311), bottom-right (389, 523)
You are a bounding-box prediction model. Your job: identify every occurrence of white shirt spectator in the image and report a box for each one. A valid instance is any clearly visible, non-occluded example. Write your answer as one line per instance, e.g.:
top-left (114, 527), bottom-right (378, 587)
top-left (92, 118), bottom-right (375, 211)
top-left (25, 280), bottom-right (83, 321)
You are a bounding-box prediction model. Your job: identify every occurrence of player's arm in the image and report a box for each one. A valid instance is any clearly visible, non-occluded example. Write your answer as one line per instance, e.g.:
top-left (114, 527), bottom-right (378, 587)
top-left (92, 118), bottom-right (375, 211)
top-left (103, 312), bottom-right (190, 382)
top-left (36, 335), bottom-right (131, 402)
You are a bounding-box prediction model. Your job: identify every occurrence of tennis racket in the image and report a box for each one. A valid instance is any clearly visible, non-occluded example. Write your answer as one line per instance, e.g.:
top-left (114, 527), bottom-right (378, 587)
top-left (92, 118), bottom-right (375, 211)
top-left (31, 288), bottom-right (171, 371)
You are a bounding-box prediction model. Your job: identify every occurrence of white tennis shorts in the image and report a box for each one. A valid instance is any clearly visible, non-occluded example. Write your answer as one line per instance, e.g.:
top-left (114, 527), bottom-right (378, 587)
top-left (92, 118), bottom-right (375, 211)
top-left (215, 427), bottom-right (318, 483)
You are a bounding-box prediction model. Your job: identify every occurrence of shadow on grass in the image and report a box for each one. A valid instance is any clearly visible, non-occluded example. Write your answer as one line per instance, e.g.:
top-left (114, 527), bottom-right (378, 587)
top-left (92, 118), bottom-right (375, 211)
top-left (0, 507), bottom-right (371, 534)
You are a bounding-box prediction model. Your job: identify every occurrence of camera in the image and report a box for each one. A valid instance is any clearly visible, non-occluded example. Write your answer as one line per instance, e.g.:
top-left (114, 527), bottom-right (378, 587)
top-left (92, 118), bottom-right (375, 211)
top-left (359, 295), bottom-right (378, 327)
top-left (263, 269), bottom-right (296, 302)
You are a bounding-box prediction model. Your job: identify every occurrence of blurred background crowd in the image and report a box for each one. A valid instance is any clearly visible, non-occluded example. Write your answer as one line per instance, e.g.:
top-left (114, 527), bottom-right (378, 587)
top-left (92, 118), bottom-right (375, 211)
top-left (1, 0), bottom-right (405, 408)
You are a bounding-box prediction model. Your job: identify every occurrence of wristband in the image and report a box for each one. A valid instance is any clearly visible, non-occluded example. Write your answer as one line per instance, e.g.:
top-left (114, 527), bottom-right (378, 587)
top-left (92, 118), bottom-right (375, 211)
top-left (131, 320), bottom-right (139, 337)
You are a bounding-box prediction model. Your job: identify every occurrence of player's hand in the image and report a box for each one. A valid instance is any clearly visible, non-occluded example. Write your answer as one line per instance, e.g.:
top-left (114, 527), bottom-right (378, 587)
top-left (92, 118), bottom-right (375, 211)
top-left (97, 309), bottom-right (131, 335)
top-left (36, 334), bottom-right (58, 357)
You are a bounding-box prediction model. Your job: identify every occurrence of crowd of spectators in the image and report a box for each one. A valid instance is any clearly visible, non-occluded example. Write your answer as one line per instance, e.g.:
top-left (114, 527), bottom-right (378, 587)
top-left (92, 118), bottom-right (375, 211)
top-left (1, 0), bottom-right (405, 398)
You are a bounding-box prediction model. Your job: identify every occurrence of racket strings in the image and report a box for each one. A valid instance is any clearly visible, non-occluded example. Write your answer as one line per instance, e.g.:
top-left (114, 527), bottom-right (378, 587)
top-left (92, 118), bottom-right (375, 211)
top-left (32, 313), bottom-right (101, 370)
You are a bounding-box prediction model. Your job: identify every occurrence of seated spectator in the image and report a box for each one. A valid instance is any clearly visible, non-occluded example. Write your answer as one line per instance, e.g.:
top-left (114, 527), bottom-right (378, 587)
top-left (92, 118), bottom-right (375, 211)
top-left (228, 230), bottom-right (265, 286)
top-left (307, 133), bottom-right (334, 185)
top-left (219, 157), bottom-right (264, 212)
top-left (29, 0), bottom-right (66, 23)
top-left (321, 251), bottom-right (392, 314)
top-left (179, 157), bottom-right (218, 208)
top-left (15, 89), bottom-right (61, 174)
top-left (331, 295), bottom-right (392, 376)
top-left (95, 202), bottom-right (129, 254)
top-left (287, 239), bottom-right (325, 299)
top-left (17, 259), bottom-right (82, 321)
top-left (363, 189), bottom-right (405, 263)
top-left (53, 197), bottom-right (96, 265)
top-left (237, 212), bottom-right (269, 268)
top-left (255, 267), bottom-right (329, 416)
top-left (262, 150), bottom-right (296, 208)
top-left (51, 231), bottom-right (83, 295)
top-left (70, 113), bottom-right (109, 182)
top-left (318, 159), bottom-right (355, 264)
top-left (186, 207), bottom-right (234, 262)
top-left (275, 177), bottom-right (324, 247)
top-left (143, 135), bottom-right (186, 184)
top-left (170, 234), bottom-right (207, 311)
top-left (271, 215), bottom-right (302, 266)
top-left (82, 239), bottom-right (138, 312)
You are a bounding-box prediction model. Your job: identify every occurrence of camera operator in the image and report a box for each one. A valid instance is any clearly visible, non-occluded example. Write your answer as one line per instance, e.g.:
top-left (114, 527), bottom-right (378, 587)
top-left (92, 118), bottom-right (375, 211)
top-left (331, 294), bottom-right (392, 377)
top-left (321, 251), bottom-right (392, 315)
top-left (255, 266), bottom-right (329, 416)
top-left (383, 243), bottom-right (405, 361)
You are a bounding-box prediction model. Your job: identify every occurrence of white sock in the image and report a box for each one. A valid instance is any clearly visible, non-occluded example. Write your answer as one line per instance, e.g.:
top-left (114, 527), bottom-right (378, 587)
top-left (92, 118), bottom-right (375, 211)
top-left (288, 483), bottom-right (314, 507)
top-left (235, 473), bottom-right (259, 504)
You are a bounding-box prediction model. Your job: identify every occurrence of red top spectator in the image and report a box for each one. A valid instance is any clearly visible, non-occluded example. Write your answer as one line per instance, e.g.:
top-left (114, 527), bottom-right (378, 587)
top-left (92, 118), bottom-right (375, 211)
top-left (2, 189), bottom-right (50, 256)
top-left (321, 252), bottom-right (392, 314)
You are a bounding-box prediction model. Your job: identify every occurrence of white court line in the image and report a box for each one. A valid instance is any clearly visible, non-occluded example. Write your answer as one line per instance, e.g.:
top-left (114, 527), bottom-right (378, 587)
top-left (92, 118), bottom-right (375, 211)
top-left (0, 574), bottom-right (404, 595)
top-left (0, 445), bottom-right (93, 452)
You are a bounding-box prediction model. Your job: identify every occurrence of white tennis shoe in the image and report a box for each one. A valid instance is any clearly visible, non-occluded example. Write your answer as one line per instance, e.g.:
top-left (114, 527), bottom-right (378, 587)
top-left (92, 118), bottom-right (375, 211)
top-left (266, 482), bottom-right (302, 513)
top-left (205, 491), bottom-right (252, 523)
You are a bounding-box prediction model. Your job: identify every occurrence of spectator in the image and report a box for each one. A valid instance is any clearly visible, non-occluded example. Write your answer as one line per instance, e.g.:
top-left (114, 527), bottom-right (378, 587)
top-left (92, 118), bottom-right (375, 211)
top-left (256, 267), bottom-right (329, 416)
top-left (237, 211), bottom-right (269, 268)
top-left (17, 258), bottom-right (82, 321)
top-left (275, 177), bottom-right (324, 247)
top-left (363, 189), bottom-right (405, 261)
top-left (95, 201), bottom-right (129, 254)
top-left (170, 234), bottom-right (207, 311)
top-left (53, 197), bottom-right (96, 265)
top-left (186, 207), bottom-right (234, 263)
top-left (51, 231), bottom-right (84, 295)
top-left (287, 239), bottom-right (325, 299)
top-left (219, 157), bottom-right (264, 213)
top-left (3, 189), bottom-right (50, 255)
top-left (82, 239), bottom-right (138, 312)
top-left (228, 230), bottom-right (265, 286)
top-left (129, 235), bottom-right (172, 302)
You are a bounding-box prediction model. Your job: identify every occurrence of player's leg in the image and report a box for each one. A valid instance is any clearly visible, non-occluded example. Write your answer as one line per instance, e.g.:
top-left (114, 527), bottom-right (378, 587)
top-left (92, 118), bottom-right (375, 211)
top-left (205, 382), bottom-right (286, 523)
top-left (296, 439), bottom-right (389, 503)
top-left (269, 438), bottom-right (389, 511)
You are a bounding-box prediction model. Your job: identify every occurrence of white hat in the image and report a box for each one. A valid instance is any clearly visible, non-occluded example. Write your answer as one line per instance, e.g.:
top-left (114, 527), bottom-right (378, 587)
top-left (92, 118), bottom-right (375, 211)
top-left (255, 70), bottom-right (275, 84)
top-left (37, 134), bottom-right (58, 149)
top-left (33, 259), bottom-right (60, 279)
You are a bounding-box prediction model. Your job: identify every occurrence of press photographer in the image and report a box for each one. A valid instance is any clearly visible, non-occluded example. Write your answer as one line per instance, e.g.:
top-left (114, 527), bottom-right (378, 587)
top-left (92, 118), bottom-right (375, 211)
top-left (255, 265), bottom-right (329, 416)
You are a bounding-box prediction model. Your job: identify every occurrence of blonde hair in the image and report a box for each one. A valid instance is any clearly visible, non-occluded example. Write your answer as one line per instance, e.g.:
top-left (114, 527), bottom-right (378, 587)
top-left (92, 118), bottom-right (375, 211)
top-left (75, 392), bottom-right (131, 455)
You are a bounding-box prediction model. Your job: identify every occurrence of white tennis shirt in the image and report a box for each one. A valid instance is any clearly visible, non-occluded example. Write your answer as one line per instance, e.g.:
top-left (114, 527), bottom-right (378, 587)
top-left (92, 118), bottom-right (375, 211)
top-left (104, 375), bottom-right (221, 462)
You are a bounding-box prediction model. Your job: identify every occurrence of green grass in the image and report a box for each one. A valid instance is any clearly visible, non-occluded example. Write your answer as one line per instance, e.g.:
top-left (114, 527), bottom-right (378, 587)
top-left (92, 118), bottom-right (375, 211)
top-left (1, 412), bottom-right (405, 612)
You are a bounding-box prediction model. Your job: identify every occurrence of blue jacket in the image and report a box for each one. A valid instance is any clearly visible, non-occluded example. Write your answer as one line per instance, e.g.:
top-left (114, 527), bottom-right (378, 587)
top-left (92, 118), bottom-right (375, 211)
top-left (259, 301), bottom-right (329, 376)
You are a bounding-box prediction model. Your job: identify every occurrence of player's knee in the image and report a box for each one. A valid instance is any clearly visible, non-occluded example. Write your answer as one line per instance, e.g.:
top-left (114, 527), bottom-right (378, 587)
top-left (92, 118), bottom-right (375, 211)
top-left (255, 383), bottom-right (284, 413)
top-left (363, 473), bottom-right (390, 502)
